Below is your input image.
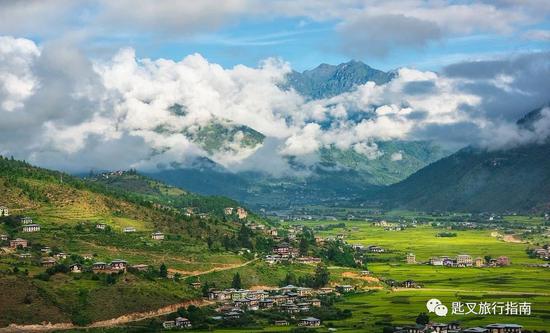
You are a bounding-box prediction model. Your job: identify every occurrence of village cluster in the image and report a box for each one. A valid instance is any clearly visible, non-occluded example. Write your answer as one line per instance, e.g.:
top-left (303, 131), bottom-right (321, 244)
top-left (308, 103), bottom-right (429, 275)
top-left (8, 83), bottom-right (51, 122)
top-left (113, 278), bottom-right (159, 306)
top-left (406, 253), bottom-right (511, 268)
top-left (164, 284), bottom-right (355, 329)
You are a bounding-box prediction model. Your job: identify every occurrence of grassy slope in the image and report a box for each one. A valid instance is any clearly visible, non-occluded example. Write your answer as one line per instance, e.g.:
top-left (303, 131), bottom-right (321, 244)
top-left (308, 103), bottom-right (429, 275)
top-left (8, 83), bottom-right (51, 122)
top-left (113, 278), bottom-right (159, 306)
top-left (0, 157), bottom-right (247, 326)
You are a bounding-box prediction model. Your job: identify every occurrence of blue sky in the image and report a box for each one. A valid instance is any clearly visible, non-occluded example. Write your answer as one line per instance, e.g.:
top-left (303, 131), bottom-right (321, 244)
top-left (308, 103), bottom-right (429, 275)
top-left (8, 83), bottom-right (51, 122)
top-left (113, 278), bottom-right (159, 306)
top-left (2, 1), bottom-right (549, 72)
top-left (105, 18), bottom-right (550, 72)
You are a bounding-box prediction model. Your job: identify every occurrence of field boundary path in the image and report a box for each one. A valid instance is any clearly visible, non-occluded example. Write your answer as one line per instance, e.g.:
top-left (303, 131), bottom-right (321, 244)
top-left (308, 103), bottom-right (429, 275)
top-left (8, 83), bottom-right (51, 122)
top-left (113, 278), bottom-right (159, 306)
top-left (0, 299), bottom-right (213, 332)
top-left (167, 258), bottom-right (259, 277)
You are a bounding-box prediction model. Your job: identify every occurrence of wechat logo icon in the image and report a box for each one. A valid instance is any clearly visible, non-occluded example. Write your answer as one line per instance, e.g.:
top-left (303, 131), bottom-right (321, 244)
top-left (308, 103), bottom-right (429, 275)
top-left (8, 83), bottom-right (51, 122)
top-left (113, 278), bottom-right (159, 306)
top-left (426, 298), bottom-right (448, 317)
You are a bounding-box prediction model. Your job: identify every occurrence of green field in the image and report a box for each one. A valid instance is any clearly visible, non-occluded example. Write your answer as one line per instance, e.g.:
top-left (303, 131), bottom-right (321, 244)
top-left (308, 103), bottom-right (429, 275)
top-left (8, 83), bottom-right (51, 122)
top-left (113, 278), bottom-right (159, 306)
top-left (283, 219), bottom-right (550, 331)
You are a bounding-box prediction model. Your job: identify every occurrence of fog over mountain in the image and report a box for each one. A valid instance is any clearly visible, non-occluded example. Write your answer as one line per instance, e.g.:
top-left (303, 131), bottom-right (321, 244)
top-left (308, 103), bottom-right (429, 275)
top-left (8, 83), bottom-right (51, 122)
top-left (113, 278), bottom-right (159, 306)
top-left (1, 35), bottom-right (550, 178)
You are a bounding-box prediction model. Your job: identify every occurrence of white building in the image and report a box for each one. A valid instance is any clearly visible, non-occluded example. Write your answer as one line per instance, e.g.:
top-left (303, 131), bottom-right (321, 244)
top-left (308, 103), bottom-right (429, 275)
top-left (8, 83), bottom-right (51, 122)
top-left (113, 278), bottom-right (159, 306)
top-left (22, 224), bottom-right (40, 232)
top-left (151, 231), bottom-right (164, 240)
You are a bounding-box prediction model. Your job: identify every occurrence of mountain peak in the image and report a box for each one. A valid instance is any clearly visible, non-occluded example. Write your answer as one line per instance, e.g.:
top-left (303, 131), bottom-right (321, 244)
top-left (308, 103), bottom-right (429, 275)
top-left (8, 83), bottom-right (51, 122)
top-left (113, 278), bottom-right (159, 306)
top-left (287, 60), bottom-right (394, 99)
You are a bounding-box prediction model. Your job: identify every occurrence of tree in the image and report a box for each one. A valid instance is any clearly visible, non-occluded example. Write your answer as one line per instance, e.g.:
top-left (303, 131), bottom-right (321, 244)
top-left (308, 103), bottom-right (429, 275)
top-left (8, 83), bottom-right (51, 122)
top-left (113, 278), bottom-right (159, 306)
top-left (282, 272), bottom-right (297, 286)
top-left (231, 272), bottom-right (242, 289)
top-left (159, 263), bottom-right (168, 278)
top-left (416, 312), bottom-right (429, 325)
top-left (314, 263), bottom-right (330, 288)
top-left (299, 236), bottom-right (309, 256)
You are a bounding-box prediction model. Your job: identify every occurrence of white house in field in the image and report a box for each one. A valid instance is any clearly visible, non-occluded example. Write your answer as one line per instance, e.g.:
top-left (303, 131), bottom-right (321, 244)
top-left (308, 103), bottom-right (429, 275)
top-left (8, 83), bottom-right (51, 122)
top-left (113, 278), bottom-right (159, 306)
top-left (22, 224), bottom-right (40, 232)
top-left (21, 217), bottom-right (33, 225)
top-left (151, 231), bottom-right (164, 240)
top-left (123, 227), bottom-right (136, 233)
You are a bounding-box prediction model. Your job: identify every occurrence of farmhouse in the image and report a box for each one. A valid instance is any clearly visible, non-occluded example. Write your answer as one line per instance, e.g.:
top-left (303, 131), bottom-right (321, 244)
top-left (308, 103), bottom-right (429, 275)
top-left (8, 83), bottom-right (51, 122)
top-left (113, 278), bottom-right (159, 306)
top-left (485, 323), bottom-right (522, 333)
top-left (95, 223), bottom-right (106, 230)
top-left (110, 259), bottom-right (128, 271)
top-left (22, 224), bottom-right (40, 232)
top-left (430, 257), bottom-right (444, 266)
top-left (130, 264), bottom-right (149, 271)
top-left (175, 317), bottom-right (192, 329)
top-left (0, 234), bottom-right (7, 241)
top-left (54, 252), bottom-right (68, 260)
top-left (406, 253), bottom-right (416, 264)
top-left (497, 256), bottom-right (510, 266)
top-left (122, 227), bottom-right (136, 233)
top-left (224, 207), bottom-right (234, 215)
top-left (223, 311), bottom-right (242, 319)
top-left (162, 321), bottom-right (175, 329)
top-left (92, 262), bottom-right (108, 272)
top-left (295, 256), bottom-right (321, 264)
top-left (259, 299), bottom-right (274, 309)
top-left (368, 245), bottom-right (385, 253)
top-left (236, 207), bottom-right (248, 219)
top-left (9, 238), bottom-right (28, 248)
top-left (474, 257), bottom-right (484, 267)
top-left (280, 302), bottom-right (300, 314)
top-left (462, 328), bottom-right (488, 333)
top-left (299, 317), bottom-right (321, 327)
top-left (151, 231), bottom-right (164, 240)
top-left (69, 263), bottom-right (82, 273)
top-left (457, 254), bottom-right (473, 266)
top-left (272, 243), bottom-right (292, 255)
top-left (336, 285), bottom-right (354, 293)
top-left (20, 216), bottom-right (33, 224)
top-left (16, 253), bottom-right (32, 259)
top-left (264, 254), bottom-right (283, 264)
top-left (0, 206), bottom-right (9, 216)
top-left (274, 320), bottom-right (289, 326)
top-left (41, 258), bottom-right (56, 267)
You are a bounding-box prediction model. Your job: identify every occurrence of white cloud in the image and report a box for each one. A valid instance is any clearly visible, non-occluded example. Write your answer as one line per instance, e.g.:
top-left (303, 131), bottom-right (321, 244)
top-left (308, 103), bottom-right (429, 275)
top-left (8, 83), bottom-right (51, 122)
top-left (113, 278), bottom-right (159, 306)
top-left (1, 36), bottom-right (550, 173)
top-left (390, 152), bottom-right (403, 161)
top-left (0, 36), bottom-right (40, 111)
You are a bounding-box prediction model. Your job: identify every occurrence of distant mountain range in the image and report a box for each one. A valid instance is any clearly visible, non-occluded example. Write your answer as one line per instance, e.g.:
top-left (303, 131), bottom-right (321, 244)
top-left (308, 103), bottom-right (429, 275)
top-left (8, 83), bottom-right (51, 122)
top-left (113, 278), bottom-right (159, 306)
top-left (148, 139), bottom-right (448, 210)
top-left (375, 107), bottom-right (550, 213)
top-left (145, 60), bottom-right (550, 213)
top-left (145, 61), bottom-right (448, 209)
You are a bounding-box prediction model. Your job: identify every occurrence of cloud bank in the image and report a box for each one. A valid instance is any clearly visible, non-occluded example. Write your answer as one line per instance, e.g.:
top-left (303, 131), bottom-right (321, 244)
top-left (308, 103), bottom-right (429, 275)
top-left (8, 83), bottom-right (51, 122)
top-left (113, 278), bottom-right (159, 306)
top-left (0, 36), bottom-right (549, 174)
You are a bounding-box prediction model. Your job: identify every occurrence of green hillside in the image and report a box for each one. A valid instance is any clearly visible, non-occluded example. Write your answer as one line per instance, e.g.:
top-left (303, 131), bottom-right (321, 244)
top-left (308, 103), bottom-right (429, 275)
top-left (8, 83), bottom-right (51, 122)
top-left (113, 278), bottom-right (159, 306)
top-left (0, 157), bottom-right (268, 327)
top-left (378, 143), bottom-right (550, 213)
top-left (85, 170), bottom-right (243, 218)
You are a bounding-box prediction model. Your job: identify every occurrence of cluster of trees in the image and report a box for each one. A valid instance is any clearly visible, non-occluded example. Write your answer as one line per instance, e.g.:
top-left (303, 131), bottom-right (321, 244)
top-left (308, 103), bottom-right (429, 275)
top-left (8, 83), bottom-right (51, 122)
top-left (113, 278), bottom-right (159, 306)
top-left (322, 241), bottom-right (357, 267)
top-left (220, 224), bottom-right (275, 253)
top-left (280, 264), bottom-right (330, 288)
top-left (436, 232), bottom-right (457, 237)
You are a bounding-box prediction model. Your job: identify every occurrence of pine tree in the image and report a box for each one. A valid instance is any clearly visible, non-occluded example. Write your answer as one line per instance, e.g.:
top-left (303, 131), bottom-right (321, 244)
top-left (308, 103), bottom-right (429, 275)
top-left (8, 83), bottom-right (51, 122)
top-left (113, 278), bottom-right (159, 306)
top-left (159, 263), bottom-right (168, 278)
top-left (231, 272), bottom-right (242, 289)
